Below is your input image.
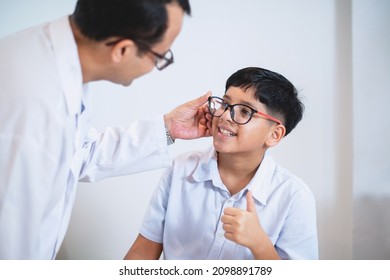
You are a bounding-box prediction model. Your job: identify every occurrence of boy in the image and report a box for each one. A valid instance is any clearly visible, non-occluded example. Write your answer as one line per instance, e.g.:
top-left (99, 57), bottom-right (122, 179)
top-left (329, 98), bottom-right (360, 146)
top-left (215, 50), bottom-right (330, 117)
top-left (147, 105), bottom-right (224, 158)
top-left (124, 67), bottom-right (318, 260)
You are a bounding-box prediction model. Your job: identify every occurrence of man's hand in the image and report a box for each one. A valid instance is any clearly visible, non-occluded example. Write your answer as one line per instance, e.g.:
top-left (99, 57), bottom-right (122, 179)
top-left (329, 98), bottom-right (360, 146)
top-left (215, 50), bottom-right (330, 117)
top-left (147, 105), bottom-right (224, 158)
top-left (164, 92), bottom-right (212, 140)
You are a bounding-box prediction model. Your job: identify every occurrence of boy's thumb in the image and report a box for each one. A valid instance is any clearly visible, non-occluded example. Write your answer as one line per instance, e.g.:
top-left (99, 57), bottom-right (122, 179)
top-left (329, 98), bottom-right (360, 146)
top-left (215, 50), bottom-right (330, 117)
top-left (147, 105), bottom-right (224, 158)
top-left (246, 190), bottom-right (256, 213)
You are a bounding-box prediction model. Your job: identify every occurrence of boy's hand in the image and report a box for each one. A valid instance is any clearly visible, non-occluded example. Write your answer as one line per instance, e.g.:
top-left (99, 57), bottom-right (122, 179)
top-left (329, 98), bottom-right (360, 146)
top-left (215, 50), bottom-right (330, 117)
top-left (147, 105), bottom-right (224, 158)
top-left (221, 191), bottom-right (264, 251)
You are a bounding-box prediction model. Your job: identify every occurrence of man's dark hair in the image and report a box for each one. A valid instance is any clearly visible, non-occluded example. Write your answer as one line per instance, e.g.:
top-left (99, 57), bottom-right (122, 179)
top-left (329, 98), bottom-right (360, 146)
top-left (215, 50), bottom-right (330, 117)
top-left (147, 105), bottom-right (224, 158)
top-left (225, 67), bottom-right (304, 136)
top-left (73, 0), bottom-right (191, 51)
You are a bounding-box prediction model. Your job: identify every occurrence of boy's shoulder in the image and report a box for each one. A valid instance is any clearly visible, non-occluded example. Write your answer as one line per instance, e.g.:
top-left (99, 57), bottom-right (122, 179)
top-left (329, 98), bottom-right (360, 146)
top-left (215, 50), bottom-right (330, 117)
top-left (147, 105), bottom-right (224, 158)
top-left (169, 147), bottom-right (215, 178)
top-left (267, 156), bottom-right (313, 196)
top-left (172, 147), bottom-right (213, 166)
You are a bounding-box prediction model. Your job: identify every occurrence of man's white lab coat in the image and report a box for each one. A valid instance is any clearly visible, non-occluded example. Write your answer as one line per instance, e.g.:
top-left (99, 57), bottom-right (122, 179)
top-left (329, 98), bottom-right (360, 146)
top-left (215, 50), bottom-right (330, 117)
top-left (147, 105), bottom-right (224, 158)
top-left (0, 16), bottom-right (171, 259)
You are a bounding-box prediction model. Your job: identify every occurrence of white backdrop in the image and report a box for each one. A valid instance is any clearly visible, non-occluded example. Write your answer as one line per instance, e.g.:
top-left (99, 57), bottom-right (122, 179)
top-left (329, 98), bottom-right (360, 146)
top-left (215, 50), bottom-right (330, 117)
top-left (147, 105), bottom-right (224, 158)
top-left (0, 0), bottom-right (389, 260)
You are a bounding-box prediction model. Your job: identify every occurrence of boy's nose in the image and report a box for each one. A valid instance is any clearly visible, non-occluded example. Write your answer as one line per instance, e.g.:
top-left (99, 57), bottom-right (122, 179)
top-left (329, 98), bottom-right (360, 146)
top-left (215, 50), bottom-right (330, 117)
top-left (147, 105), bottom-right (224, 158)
top-left (219, 107), bottom-right (234, 122)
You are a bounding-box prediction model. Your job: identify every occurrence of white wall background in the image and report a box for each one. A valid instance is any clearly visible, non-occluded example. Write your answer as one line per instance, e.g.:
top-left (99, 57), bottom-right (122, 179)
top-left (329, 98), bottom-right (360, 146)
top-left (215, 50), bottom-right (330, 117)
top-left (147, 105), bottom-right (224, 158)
top-left (0, 0), bottom-right (389, 260)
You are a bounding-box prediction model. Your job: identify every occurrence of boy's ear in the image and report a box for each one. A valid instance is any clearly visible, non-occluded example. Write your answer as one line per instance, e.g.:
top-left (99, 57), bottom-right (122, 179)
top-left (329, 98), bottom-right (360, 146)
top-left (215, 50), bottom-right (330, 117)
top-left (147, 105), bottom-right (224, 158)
top-left (265, 124), bottom-right (286, 148)
top-left (110, 39), bottom-right (137, 63)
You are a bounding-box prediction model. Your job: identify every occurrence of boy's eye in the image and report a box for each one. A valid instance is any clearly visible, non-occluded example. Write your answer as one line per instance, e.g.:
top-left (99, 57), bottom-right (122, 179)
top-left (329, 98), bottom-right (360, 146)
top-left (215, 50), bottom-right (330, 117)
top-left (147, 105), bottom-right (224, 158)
top-left (238, 106), bottom-right (252, 116)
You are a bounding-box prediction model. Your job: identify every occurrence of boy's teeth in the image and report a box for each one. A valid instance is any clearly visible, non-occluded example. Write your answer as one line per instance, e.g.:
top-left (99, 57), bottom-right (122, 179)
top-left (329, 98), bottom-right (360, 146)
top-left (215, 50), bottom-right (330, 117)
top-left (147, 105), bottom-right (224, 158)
top-left (220, 128), bottom-right (236, 136)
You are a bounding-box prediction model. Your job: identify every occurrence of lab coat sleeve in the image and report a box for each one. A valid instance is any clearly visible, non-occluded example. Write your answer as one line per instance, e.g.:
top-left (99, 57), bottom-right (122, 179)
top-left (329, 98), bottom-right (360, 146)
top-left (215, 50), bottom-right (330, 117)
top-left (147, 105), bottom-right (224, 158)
top-left (78, 115), bottom-right (171, 182)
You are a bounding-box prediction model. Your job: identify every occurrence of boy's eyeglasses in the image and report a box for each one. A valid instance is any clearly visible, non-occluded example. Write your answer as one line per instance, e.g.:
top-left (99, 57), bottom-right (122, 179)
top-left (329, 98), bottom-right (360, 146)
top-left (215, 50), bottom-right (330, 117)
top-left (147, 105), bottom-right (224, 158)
top-left (208, 96), bottom-right (282, 125)
top-left (105, 39), bottom-right (174, 71)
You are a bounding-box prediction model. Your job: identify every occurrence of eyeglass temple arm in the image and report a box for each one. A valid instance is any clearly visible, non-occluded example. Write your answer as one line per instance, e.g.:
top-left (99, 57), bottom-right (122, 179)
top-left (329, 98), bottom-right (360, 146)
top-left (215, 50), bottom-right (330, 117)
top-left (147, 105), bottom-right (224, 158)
top-left (255, 111), bottom-right (282, 125)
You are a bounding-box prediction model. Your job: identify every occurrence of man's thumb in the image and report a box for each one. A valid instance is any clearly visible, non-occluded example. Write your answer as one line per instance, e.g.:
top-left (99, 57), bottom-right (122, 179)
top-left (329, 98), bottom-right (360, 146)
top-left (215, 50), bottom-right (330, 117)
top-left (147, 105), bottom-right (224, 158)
top-left (190, 91), bottom-right (211, 108)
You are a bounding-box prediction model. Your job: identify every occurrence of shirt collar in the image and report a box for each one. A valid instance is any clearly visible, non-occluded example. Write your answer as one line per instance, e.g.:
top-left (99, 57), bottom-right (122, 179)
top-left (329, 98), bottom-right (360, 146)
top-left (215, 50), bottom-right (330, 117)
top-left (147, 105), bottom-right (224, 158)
top-left (49, 16), bottom-right (84, 116)
top-left (191, 146), bottom-right (217, 184)
top-left (246, 154), bottom-right (277, 206)
top-left (192, 147), bottom-right (277, 206)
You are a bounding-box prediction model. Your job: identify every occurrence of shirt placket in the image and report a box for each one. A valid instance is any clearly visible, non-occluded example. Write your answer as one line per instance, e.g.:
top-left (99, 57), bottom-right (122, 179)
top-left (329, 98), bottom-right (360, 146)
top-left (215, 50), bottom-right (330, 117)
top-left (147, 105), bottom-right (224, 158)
top-left (207, 197), bottom-right (235, 259)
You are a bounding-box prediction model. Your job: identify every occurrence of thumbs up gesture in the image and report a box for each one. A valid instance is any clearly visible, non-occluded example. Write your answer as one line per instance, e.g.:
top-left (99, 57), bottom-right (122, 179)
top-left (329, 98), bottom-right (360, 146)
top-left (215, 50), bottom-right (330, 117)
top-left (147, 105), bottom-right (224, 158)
top-left (221, 191), bottom-right (264, 250)
top-left (221, 191), bottom-right (280, 259)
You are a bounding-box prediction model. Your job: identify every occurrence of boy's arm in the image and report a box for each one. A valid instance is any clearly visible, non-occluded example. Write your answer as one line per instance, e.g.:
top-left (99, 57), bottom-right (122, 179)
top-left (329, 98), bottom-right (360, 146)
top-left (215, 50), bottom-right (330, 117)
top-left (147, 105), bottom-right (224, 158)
top-left (249, 234), bottom-right (281, 260)
top-left (221, 191), bottom-right (281, 260)
top-left (124, 234), bottom-right (163, 260)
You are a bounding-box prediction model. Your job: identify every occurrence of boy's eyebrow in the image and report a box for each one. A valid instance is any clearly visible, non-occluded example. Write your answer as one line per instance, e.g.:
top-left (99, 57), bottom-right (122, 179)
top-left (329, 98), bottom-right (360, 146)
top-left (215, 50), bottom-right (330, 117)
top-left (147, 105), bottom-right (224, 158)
top-left (222, 94), bottom-right (231, 100)
top-left (223, 94), bottom-right (260, 111)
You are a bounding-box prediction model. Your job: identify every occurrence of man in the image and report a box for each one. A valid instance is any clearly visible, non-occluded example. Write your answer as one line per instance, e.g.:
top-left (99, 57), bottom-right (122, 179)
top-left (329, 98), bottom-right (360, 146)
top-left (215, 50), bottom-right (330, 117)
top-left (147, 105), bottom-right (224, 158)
top-left (0, 0), bottom-right (209, 259)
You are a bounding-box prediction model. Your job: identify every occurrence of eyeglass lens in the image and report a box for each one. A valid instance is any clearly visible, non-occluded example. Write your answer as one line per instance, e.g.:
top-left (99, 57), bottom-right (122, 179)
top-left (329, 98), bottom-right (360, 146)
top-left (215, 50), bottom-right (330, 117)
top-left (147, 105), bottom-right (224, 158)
top-left (155, 50), bottom-right (173, 70)
top-left (209, 97), bottom-right (254, 124)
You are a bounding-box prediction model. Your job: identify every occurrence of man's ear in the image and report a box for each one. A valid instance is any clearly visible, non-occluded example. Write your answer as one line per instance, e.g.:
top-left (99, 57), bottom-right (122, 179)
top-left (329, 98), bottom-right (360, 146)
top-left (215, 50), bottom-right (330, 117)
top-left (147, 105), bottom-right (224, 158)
top-left (265, 124), bottom-right (286, 148)
top-left (110, 39), bottom-right (137, 63)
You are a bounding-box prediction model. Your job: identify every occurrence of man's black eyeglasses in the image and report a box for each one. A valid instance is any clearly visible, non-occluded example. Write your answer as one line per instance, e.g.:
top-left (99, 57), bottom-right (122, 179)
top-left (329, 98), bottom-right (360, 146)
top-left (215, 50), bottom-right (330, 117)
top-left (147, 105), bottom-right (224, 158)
top-left (106, 38), bottom-right (174, 70)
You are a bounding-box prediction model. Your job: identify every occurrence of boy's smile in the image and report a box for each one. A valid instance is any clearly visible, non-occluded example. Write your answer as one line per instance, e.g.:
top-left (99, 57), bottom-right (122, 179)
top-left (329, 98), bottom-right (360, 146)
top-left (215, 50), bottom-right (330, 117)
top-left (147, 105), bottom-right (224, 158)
top-left (218, 124), bottom-right (237, 137)
top-left (211, 86), bottom-right (278, 157)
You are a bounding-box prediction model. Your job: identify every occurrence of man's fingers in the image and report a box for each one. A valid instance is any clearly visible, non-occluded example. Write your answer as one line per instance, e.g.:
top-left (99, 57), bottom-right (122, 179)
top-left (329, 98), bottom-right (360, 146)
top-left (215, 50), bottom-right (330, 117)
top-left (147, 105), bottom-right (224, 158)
top-left (188, 91), bottom-right (211, 109)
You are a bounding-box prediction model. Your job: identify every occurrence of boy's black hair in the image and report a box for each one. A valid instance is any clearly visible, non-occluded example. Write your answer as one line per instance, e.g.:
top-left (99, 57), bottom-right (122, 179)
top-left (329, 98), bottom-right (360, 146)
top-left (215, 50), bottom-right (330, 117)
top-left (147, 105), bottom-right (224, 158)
top-left (225, 67), bottom-right (304, 136)
top-left (72, 0), bottom-right (191, 52)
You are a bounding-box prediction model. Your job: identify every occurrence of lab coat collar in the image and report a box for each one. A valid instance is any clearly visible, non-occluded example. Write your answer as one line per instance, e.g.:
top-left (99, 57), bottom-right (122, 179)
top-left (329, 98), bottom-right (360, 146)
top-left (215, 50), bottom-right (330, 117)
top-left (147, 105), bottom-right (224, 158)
top-left (192, 147), bottom-right (277, 206)
top-left (49, 16), bottom-right (84, 116)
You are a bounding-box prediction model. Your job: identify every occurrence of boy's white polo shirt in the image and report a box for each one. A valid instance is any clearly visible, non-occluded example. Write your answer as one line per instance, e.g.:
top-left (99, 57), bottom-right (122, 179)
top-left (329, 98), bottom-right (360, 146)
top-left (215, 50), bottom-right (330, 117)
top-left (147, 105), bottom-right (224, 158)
top-left (140, 147), bottom-right (318, 260)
